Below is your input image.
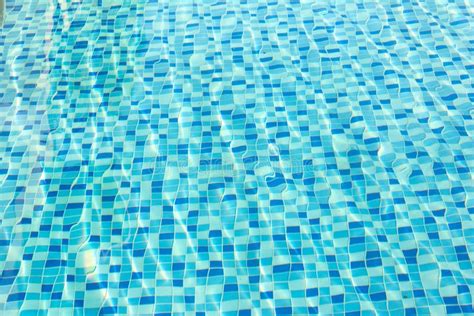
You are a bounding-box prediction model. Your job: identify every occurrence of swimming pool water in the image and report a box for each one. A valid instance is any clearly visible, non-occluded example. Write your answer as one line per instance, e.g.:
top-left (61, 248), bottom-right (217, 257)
top-left (1, 0), bottom-right (474, 314)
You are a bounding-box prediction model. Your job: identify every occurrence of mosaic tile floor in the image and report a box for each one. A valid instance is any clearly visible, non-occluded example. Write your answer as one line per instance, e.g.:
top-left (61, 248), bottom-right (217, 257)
top-left (1, 0), bottom-right (474, 314)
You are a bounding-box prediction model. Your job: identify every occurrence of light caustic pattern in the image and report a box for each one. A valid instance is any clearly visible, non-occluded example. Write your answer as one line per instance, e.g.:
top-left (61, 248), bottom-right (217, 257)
top-left (0, 0), bottom-right (474, 315)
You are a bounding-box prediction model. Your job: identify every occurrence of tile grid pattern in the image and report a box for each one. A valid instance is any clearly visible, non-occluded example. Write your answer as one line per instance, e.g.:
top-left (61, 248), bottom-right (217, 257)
top-left (0, 0), bottom-right (474, 314)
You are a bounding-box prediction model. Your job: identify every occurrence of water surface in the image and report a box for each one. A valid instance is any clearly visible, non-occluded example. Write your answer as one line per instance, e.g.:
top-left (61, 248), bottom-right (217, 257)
top-left (0, 0), bottom-right (473, 314)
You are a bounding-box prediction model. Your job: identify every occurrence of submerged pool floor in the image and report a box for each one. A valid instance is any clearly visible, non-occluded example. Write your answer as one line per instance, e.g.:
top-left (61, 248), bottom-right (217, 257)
top-left (1, 0), bottom-right (474, 314)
